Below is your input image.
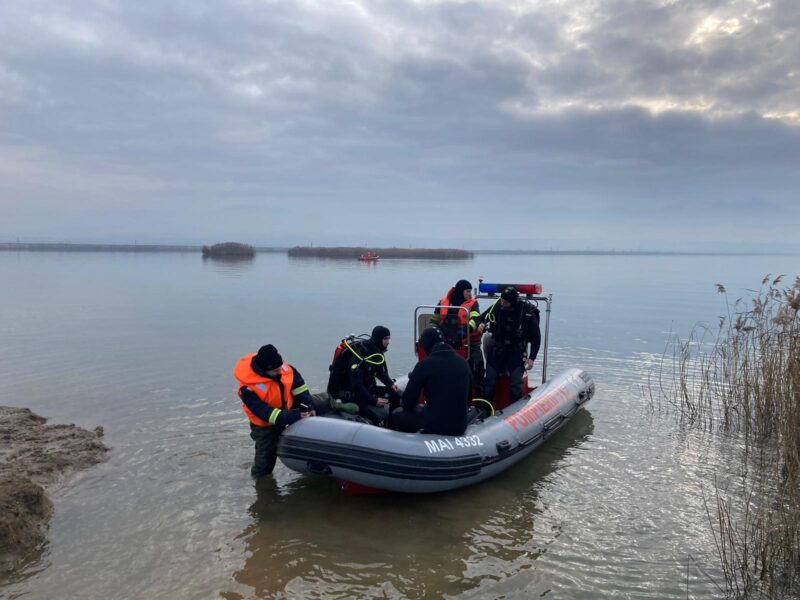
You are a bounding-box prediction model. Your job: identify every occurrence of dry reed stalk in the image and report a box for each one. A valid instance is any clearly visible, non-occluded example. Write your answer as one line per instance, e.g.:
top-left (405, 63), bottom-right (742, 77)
top-left (650, 275), bottom-right (800, 598)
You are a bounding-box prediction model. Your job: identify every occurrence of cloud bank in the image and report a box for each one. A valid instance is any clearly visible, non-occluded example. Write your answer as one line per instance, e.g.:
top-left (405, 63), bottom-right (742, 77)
top-left (1, 0), bottom-right (798, 250)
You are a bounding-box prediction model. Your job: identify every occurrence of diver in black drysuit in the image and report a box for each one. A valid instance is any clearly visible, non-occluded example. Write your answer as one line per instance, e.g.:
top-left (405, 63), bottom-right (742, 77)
top-left (392, 327), bottom-right (471, 436)
top-left (481, 287), bottom-right (541, 406)
top-left (328, 326), bottom-right (400, 426)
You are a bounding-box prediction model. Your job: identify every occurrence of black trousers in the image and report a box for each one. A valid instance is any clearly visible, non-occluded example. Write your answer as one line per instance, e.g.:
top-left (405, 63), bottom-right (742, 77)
top-left (468, 344), bottom-right (485, 390)
top-left (391, 405), bottom-right (425, 433)
top-left (249, 394), bottom-right (329, 476)
top-left (483, 361), bottom-right (524, 405)
top-left (249, 423), bottom-right (283, 476)
top-left (378, 385), bottom-right (402, 413)
top-left (352, 385), bottom-right (401, 426)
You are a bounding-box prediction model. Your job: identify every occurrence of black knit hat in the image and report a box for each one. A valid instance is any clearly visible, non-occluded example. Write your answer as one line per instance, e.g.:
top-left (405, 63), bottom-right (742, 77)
top-left (452, 279), bottom-right (472, 301)
top-left (500, 286), bottom-right (519, 303)
top-left (255, 344), bottom-right (283, 371)
top-left (371, 325), bottom-right (391, 348)
top-left (419, 327), bottom-right (444, 355)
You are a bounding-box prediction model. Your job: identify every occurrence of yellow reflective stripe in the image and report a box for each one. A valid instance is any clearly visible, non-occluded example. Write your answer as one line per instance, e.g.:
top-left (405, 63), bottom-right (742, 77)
top-left (268, 408), bottom-right (281, 425)
top-left (468, 319), bottom-right (477, 328)
top-left (291, 384), bottom-right (309, 395)
top-left (469, 311), bottom-right (480, 318)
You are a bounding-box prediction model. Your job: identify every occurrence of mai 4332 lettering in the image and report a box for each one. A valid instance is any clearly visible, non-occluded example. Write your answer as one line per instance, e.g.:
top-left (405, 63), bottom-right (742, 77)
top-left (454, 435), bottom-right (484, 448)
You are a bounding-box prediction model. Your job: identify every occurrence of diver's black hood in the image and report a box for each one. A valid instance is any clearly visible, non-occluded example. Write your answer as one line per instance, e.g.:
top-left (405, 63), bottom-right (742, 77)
top-left (370, 325), bottom-right (390, 351)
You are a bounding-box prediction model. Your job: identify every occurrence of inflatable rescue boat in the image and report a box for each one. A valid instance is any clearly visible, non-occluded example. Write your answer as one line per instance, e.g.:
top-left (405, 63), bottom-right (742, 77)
top-left (278, 367), bottom-right (593, 493)
top-left (277, 279), bottom-right (595, 493)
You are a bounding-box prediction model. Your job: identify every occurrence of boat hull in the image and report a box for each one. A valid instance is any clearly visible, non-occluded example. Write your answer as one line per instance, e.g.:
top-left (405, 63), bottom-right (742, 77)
top-left (277, 368), bottom-right (594, 493)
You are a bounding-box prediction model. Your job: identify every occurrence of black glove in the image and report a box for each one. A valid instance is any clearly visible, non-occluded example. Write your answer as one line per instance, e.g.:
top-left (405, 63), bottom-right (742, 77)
top-left (285, 409), bottom-right (302, 425)
top-left (239, 386), bottom-right (258, 402)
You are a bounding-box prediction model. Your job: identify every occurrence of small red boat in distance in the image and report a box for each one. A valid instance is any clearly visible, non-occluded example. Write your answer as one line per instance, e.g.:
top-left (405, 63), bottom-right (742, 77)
top-left (358, 251), bottom-right (380, 262)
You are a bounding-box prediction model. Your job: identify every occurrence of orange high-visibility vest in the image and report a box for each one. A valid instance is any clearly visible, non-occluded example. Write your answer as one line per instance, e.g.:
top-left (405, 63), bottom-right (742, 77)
top-left (437, 293), bottom-right (481, 345)
top-left (233, 355), bottom-right (295, 427)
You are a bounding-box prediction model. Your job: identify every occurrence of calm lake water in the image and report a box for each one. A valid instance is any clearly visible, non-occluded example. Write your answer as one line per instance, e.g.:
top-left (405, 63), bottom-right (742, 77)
top-left (1, 251), bottom-right (797, 599)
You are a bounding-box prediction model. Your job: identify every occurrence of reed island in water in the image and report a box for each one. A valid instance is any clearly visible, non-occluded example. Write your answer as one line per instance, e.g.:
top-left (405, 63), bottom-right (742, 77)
top-left (287, 246), bottom-right (473, 259)
top-left (201, 242), bottom-right (256, 259)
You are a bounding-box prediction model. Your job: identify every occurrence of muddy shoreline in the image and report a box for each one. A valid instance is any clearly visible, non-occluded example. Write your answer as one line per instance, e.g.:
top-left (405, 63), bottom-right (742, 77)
top-left (0, 406), bottom-right (108, 574)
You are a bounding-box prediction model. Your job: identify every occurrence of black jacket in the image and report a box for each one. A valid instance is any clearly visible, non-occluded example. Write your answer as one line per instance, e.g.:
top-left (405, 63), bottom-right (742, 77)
top-left (330, 339), bottom-right (393, 407)
top-left (481, 299), bottom-right (541, 367)
top-left (401, 342), bottom-right (471, 436)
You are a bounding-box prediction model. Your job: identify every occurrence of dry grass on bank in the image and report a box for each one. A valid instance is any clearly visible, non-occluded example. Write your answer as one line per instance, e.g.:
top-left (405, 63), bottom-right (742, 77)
top-left (648, 275), bottom-right (800, 598)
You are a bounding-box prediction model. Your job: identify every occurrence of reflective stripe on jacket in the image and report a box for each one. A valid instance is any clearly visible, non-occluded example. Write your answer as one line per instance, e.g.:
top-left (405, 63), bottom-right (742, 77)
top-left (233, 356), bottom-right (302, 427)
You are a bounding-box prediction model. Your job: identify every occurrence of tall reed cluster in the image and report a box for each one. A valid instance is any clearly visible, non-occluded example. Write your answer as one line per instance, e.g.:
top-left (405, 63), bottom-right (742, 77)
top-left (650, 275), bottom-right (800, 598)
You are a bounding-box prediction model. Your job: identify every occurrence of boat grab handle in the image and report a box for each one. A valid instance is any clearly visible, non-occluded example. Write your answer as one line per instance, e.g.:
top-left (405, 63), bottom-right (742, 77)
top-left (496, 440), bottom-right (512, 454)
top-left (577, 385), bottom-right (594, 405)
top-left (307, 462), bottom-right (332, 475)
top-left (543, 414), bottom-right (565, 431)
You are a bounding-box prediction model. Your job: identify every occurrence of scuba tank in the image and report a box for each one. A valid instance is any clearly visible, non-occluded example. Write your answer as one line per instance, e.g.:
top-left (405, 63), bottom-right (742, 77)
top-left (327, 334), bottom-right (366, 415)
top-left (330, 334), bottom-right (358, 371)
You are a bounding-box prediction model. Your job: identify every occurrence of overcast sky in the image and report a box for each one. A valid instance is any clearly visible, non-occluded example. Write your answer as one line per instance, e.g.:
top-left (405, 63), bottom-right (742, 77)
top-left (1, 0), bottom-right (798, 250)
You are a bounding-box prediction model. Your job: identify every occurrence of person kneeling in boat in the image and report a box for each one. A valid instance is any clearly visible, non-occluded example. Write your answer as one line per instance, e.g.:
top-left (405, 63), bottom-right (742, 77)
top-left (327, 326), bottom-right (400, 427)
top-left (234, 344), bottom-right (316, 477)
top-left (481, 286), bottom-right (541, 406)
top-left (391, 327), bottom-right (471, 436)
top-left (430, 279), bottom-right (486, 390)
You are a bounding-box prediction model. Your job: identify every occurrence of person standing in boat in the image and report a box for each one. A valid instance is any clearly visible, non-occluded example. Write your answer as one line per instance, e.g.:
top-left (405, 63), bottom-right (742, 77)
top-left (327, 325), bottom-right (400, 426)
top-left (481, 286), bottom-right (541, 406)
top-left (430, 279), bottom-right (486, 389)
top-left (233, 344), bottom-right (316, 477)
top-left (392, 327), bottom-right (471, 436)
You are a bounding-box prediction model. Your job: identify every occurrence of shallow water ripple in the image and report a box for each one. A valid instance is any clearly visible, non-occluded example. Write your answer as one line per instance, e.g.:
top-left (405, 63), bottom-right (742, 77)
top-left (3, 251), bottom-right (794, 598)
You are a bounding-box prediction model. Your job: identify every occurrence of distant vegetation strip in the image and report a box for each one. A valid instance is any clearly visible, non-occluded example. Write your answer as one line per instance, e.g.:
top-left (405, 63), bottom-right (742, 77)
top-left (288, 246), bottom-right (474, 259)
top-left (3, 243), bottom-right (794, 257)
top-left (0, 243), bottom-right (285, 253)
top-left (0, 243), bottom-right (199, 252)
top-left (473, 249), bottom-right (800, 256)
top-left (202, 242), bottom-right (255, 258)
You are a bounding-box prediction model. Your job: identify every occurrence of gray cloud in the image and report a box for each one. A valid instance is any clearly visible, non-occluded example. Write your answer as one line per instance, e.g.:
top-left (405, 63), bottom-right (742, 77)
top-left (0, 0), bottom-right (798, 249)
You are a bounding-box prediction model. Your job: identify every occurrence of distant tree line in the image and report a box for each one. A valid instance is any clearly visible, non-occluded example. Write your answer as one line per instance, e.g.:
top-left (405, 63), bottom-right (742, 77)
top-left (0, 242), bottom-right (198, 252)
top-left (201, 242), bottom-right (255, 258)
top-left (287, 246), bottom-right (473, 259)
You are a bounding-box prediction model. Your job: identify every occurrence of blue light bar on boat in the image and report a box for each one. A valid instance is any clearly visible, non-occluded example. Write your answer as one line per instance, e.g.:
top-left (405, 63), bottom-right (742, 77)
top-left (479, 282), bottom-right (543, 295)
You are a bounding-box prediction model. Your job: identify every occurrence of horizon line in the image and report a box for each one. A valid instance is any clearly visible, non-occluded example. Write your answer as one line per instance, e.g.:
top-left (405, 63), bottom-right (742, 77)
top-left (1, 241), bottom-right (799, 257)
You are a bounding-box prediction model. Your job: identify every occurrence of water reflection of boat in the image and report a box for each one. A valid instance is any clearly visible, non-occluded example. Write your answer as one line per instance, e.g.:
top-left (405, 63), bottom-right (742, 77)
top-left (278, 279), bottom-right (595, 494)
top-left (238, 410), bottom-right (595, 598)
top-left (358, 251), bottom-right (379, 262)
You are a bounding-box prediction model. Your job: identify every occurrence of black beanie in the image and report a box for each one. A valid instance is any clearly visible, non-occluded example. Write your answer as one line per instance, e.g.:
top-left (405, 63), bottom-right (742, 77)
top-left (500, 286), bottom-right (519, 304)
top-left (452, 279), bottom-right (472, 302)
top-left (419, 327), bottom-right (444, 355)
top-left (371, 325), bottom-right (391, 348)
top-left (255, 344), bottom-right (283, 371)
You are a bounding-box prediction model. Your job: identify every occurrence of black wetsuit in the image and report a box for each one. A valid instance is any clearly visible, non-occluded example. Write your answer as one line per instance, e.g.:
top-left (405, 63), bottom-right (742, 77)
top-left (393, 342), bottom-right (471, 436)
top-left (329, 338), bottom-right (399, 425)
top-left (482, 299), bottom-right (541, 404)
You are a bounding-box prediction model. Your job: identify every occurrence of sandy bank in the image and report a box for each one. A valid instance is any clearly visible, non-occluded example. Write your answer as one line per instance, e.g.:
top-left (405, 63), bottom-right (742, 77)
top-left (0, 406), bottom-right (108, 574)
